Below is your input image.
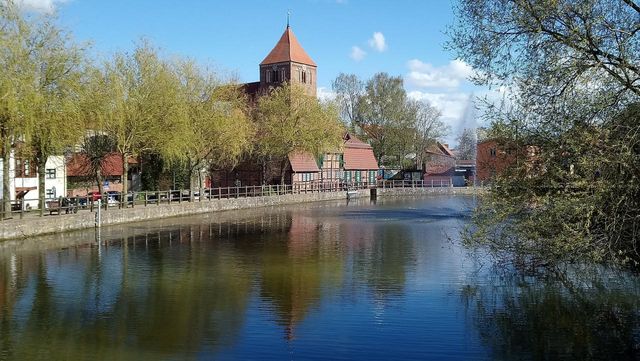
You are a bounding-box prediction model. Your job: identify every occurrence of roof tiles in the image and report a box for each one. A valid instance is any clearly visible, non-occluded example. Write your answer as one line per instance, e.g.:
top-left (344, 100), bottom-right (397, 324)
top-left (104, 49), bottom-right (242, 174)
top-left (261, 26), bottom-right (317, 66)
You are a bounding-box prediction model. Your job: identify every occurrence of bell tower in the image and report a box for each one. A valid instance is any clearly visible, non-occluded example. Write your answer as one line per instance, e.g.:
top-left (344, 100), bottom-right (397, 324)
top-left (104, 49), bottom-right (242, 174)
top-left (259, 24), bottom-right (317, 97)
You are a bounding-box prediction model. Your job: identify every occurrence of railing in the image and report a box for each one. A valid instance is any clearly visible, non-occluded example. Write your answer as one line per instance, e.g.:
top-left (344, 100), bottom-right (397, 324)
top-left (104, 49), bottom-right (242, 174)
top-left (379, 179), bottom-right (454, 188)
top-left (0, 180), bottom-right (377, 221)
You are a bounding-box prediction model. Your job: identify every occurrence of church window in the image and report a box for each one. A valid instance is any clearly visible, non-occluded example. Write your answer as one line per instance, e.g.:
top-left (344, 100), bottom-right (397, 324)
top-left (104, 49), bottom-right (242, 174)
top-left (301, 70), bottom-right (307, 83)
top-left (272, 70), bottom-right (278, 82)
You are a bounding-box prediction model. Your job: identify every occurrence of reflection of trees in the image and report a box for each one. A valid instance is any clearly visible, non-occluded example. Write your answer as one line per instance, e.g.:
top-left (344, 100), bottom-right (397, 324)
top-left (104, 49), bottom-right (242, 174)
top-left (463, 268), bottom-right (640, 360)
top-left (353, 224), bottom-right (414, 301)
top-left (258, 213), bottom-right (344, 340)
top-left (0, 224), bottom-right (253, 360)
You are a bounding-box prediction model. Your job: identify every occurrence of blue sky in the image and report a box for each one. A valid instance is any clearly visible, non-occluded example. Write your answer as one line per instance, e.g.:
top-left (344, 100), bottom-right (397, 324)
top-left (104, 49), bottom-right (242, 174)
top-left (18, 0), bottom-right (492, 145)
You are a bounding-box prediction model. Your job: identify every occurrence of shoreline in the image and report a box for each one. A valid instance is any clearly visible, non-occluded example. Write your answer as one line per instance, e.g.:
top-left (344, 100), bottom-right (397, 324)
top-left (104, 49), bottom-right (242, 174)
top-left (0, 187), bottom-right (485, 243)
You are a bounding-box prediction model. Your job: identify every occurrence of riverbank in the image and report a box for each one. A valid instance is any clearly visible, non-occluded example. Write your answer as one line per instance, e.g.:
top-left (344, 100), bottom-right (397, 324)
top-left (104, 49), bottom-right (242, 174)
top-left (0, 187), bottom-right (485, 241)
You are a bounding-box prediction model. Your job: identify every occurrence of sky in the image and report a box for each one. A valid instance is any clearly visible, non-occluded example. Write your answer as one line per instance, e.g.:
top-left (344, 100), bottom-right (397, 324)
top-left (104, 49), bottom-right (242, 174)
top-left (15, 0), bottom-right (493, 146)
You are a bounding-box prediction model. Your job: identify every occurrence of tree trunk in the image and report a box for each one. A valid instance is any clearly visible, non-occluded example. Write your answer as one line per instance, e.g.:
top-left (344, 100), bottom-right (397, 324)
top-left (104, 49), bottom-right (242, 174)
top-left (122, 153), bottom-right (129, 195)
top-left (187, 158), bottom-right (193, 190)
top-left (1, 131), bottom-right (10, 220)
top-left (37, 155), bottom-right (46, 210)
top-left (280, 158), bottom-right (289, 185)
top-left (96, 168), bottom-right (104, 195)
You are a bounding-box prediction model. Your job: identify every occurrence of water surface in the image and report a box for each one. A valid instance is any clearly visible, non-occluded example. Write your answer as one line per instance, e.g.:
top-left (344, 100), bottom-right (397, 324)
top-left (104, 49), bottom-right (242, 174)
top-left (0, 196), bottom-right (638, 360)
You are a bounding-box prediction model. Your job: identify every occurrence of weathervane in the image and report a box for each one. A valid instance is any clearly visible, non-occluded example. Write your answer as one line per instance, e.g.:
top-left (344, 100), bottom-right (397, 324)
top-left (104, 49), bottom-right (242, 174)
top-left (287, 10), bottom-right (291, 28)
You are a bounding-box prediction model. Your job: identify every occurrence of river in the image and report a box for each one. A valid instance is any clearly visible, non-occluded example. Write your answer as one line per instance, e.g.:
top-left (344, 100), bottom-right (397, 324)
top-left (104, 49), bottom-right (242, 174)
top-left (0, 195), bottom-right (638, 360)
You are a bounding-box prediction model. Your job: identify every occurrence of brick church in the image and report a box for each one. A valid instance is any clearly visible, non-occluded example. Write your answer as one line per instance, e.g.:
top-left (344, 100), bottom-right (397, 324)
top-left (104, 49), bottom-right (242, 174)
top-left (209, 24), bottom-right (378, 188)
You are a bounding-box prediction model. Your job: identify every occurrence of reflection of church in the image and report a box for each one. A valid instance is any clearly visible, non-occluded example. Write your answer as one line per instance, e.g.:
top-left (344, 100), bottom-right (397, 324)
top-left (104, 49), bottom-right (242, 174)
top-left (209, 23), bottom-right (379, 188)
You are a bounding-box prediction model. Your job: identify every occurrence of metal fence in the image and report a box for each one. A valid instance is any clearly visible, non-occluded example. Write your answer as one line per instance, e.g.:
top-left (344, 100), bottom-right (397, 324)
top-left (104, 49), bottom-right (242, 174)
top-left (379, 179), bottom-right (455, 188)
top-left (0, 178), bottom-right (478, 221)
top-left (0, 181), bottom-right (377, 221)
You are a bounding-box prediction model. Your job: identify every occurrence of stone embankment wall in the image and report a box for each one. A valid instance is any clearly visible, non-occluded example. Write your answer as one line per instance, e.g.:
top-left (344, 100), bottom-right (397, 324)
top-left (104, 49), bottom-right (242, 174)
top-left (376, 187), bottom-right (483, 197)
top-left (0, 190), bottom-right (371, 241)
top-left (0, 187), bottom-right (486, 241)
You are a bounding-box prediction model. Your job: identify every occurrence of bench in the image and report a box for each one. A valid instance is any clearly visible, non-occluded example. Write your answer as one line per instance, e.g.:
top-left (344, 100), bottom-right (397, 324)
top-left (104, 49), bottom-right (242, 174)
top-left (46, 200), bottom-right (62, 215)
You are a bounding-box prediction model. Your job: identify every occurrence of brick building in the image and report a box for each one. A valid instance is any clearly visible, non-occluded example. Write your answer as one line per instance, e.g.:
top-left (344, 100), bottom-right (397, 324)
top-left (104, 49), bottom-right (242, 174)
top-left (211, 24), bottom-right (379, 188)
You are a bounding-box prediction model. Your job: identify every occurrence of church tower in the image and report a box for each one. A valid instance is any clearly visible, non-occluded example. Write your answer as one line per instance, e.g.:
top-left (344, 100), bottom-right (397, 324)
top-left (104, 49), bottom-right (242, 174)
top-left (259, 24), bottom-right (317, 97)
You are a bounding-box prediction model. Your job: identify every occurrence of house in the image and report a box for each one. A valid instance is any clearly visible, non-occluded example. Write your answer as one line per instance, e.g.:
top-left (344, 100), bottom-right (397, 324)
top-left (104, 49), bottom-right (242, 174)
top-left (288, 152), bottom-right (321, 187)
top-left (422, 142), bottom-right (456, 186)
top-left (66, 152), bottom-right (140, 196)
top-left (476, 139), bottom-right (539, 182)
top-left (341, 134), bottom-right (379, 186)
top-left (0, 152), bottom-right (66, 210)
top-left (476, 139), bottom-right (515, 182)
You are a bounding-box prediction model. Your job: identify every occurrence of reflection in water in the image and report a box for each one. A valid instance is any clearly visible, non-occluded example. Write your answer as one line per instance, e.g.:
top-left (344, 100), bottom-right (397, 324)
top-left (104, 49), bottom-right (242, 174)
top-left (1, 196), bottom-right (638, 360)
top-left (463, 267), bottom-right (640, 360)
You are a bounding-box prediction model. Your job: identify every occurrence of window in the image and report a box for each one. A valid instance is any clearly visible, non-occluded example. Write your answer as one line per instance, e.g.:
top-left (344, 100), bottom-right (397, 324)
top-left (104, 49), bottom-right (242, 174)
top-left (490, 148), bottom-right (497, 157)
top-left (369, 171), bottom-right (376, 184)
top-left (301, 70), bottom-right (307, 83)
top-left (272, 70), bottom-right (278, 82)
top-left (15, 158), bottom-right (36, 178)
top-left (46, 168), bottom-right (56, 179)
top-left (355, 171), bottom-right (361, 182)
top-left (46, 188), bottom-right (56, 199)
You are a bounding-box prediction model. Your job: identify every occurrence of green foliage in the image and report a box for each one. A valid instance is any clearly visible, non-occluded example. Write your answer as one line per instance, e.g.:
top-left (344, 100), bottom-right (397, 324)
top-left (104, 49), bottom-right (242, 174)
top-left (173, 60), bottom-right (253, 187)
top-left (451, 0), bottom-right (640, 269)
top-left (256, 83), bottom-right (343, 182)
top-left (332, 72), bottom-right (448, 168)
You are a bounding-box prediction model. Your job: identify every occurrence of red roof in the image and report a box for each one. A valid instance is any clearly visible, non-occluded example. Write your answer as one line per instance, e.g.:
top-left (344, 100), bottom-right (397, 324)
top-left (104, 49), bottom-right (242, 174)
top-left (261, 26), bottom-right (316, 66)
top-left (288, 152), bottom-right (320, 172)
top-left (425, 142), bottom-right (455, 157)
top-left (343, 134), bottom-right (379, 170)
top-left (67, 153), bottom-right (138, 177)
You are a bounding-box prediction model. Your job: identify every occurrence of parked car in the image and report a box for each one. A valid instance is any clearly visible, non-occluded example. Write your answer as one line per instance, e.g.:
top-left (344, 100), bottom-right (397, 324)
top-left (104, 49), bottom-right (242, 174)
top-left (107, 191), bottom-right (134, 204)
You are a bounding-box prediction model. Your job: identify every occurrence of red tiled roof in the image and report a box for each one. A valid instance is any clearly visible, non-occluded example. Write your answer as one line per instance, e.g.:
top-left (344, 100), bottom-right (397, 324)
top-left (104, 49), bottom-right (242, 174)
top-left (261, 26), bottom-right (316, 66)
top-left (342, 133), bottom-right (378, 170)
top-left (288, 152), bottom-right (320, 173)
top-left (425, 142), bottom-right (455, 157)
top-left (67, 153), bottom-right (137, 177)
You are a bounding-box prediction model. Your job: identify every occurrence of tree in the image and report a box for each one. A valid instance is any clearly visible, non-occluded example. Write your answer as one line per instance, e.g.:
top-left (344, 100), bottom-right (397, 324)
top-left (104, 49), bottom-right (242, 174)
top-left (411, 100), bottom-right (447, 168)
top-left (30, 15), bottom-right (86, 209)
top-left (256, 83), bottom-right (343, 184)
top-left (455, 128), bottom-right (476, 160)
top-left (449, 0), bottom-right (640, 268)
top-left (174, 60), bottom-right (253, 188)
top-left (332, 73), bottom-right (364, 128)
top-left (97, 42), bottom-right (185, 195)
top-left (0, 2), bottom-right (38, 219)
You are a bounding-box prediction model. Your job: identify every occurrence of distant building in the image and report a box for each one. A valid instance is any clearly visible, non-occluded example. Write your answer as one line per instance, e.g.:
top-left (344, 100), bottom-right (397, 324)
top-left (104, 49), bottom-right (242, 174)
top-left (66, 153), bottom-right (140, 196)
top-left (341, 134), bottom-right (379, 186)
top-left (211, 24), bottom-right (379, 189)
top-left (421, 142), bottom-right (476, 186)
top-left (476, 139), bottom-right (515, 181)
top-left (0, 151), bottom-right (66, 210)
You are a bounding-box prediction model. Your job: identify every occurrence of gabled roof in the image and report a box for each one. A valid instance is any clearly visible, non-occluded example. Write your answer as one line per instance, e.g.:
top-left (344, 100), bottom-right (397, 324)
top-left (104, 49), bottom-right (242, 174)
top-left (342, 133), bottom-right (379, 170)
top-left (425, 142), bottom-right (455, 158)
top-left (288, 152), bottom-right (320, 173)
top-left (260, 26), bottom-right (316, 66)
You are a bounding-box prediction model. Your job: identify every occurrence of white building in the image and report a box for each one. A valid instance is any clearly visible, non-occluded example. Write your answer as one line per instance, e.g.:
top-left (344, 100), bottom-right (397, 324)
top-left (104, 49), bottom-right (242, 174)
top-left (0, 153), bottom-right (67, 210)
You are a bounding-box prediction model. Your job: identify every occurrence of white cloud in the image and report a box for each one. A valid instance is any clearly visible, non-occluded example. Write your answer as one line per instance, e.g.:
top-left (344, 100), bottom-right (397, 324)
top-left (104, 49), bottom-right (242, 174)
top-left (317, 87), bottom-right (336, 102)
top-left (350, 46), bottom-right (366, 62)
top-left (10, 0), bottom-right (69, 13)
top-left (409, 91), bottom-right (472, 128)
top-left (406, 59), bottom-right (475, 89)
top-left (368, 32), bottom-right (387, 52)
